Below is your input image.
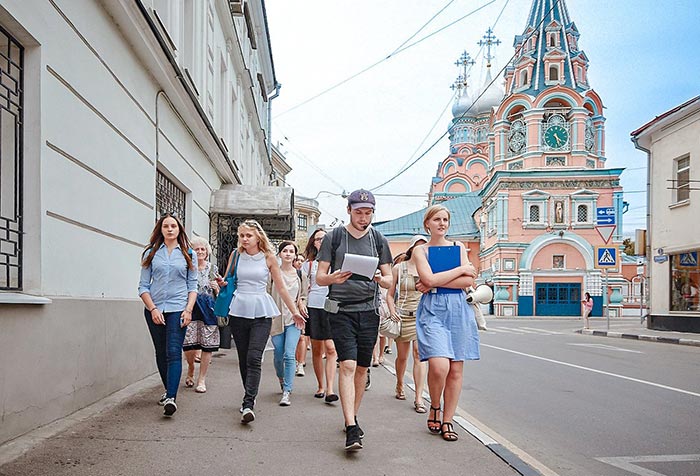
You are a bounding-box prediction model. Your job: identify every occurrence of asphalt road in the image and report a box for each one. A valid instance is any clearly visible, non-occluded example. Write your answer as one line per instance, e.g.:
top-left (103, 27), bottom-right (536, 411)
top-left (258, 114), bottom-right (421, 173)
top-left (460, 318), bottom-right (700, 476)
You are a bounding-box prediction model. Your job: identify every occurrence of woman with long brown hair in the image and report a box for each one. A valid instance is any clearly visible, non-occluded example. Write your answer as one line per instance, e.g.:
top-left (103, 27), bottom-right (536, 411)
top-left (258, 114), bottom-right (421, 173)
top-left (301, 228), bottom-right (339, 403)
top-left (138, 213), bottom-right (198, 417)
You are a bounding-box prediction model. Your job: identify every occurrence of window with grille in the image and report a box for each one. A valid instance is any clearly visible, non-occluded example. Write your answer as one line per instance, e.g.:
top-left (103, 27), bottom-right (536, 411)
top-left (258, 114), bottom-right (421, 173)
top-left (155, 171), bottom-right (186, 226)
top-left (676, 156), bottom-right (690, 203)
top-left (0, 27), bottom-right (23, 290)
top-left (577, 204), bottom-right (588, 222)
top-left (529, 205), bottom-right (540, 223)
top-left (297, 213), bottom-right (307, 232)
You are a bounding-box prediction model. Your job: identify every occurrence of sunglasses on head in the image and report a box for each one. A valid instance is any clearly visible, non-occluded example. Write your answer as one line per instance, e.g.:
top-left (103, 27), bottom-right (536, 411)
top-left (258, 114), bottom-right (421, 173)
top-left (160, 211), bottom-right (179, 218)
top-left (241, 220), bottom-right (262, 229)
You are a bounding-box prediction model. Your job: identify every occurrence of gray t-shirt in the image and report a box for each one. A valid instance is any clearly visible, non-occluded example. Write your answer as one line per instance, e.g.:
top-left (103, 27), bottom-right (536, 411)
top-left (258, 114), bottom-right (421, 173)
top-left (317, 226), bottom-right (393, 312)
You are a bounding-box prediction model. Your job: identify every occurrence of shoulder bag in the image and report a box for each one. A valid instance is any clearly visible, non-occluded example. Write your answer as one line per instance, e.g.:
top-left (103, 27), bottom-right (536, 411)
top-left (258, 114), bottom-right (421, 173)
top-left (378, 283), bottom-right (401, 340)
top-left (214, 250), bottom-right (240, 326)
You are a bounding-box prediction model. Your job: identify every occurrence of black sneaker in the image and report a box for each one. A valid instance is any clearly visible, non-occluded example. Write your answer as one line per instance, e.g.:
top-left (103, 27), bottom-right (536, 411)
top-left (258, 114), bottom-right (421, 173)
top-left (345, 424), bottom-right (363, 451)
top-left (343, 417), bottom-right (364, 439)
top-left (365, 369), bottom-right (371, 391)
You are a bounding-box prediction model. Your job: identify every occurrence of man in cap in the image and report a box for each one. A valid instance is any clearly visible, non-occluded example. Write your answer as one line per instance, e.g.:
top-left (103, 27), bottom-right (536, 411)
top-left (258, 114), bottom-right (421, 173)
top-left (316, 189), bottom-right (393, 451)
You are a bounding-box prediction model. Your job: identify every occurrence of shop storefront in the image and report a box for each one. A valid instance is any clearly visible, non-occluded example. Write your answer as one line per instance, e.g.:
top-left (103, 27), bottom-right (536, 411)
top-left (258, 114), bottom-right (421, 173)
top-left (670, 251), bottom-right (699, 312)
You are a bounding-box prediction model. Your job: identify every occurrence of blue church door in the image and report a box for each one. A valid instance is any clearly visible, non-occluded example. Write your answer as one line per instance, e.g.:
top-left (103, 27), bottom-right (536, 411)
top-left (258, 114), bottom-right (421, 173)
top-left (535, 283), bottom-right (581, 316)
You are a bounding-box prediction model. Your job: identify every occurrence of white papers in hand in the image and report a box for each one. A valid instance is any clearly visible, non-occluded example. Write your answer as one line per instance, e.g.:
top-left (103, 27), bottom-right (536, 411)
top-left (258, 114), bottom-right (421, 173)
top-left (340, 253), bottom-right (379, 280)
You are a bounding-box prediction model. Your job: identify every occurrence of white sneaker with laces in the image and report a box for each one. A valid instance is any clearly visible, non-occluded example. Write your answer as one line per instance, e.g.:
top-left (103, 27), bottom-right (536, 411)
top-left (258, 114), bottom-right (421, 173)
top-left (295, 363), bottom-right (305, 377)
top-left (280, 391), bottom-right (291, 406)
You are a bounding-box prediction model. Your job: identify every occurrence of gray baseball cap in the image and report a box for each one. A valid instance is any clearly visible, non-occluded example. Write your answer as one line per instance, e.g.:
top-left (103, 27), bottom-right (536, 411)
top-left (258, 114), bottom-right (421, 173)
top-left (347, 189), bottom-right (376, 210)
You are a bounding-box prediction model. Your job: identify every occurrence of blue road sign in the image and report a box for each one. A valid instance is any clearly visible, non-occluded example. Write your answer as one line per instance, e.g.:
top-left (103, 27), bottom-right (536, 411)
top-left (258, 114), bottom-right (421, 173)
top-left (595, 246), bottom-right (617, 268)
top-left (679, 252), bottom-right (698, 267)
top-left (596, 207), bottom-right (616, 225)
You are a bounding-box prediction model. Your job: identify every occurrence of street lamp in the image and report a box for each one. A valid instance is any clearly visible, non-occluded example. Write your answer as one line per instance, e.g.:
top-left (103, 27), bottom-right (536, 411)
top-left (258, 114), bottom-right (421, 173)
top-left (311, 190), bottom-right (348, 200)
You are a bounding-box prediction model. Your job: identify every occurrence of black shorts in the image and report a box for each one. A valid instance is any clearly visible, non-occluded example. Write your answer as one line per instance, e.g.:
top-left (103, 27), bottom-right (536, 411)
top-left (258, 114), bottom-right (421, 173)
top-left (329, 310), bottom-right (379, 368)
top-left (307, 307), bottom-right (333, 340)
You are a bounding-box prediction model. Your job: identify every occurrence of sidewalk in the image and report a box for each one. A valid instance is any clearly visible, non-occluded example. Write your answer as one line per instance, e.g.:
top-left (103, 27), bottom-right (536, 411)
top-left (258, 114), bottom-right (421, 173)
top-left (574, 318), bottom-right (700, 347)
top-left (0, 346), bottom-right (525, 476)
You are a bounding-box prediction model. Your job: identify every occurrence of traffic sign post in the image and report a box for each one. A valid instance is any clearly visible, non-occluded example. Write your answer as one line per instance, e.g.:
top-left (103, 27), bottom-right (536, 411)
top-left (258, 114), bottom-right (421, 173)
top-left (605, 269), bottom-right (609, 330)
top-left (595, 245), bottom-right (618, 330)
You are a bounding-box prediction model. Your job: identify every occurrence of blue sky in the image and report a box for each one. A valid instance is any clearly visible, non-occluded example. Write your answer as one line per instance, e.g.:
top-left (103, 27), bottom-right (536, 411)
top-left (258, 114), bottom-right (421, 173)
top-left (266, 0), bottom-right (700, 236)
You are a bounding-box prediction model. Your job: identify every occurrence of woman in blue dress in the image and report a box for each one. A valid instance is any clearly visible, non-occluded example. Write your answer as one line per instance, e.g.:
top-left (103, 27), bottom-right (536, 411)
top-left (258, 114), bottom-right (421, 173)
top-left (413, 205), bottom-right (479, 442)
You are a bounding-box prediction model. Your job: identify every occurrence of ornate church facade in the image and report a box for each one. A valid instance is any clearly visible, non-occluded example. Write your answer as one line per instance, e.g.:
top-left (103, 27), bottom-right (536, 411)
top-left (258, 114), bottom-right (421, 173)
top-left (383, 0), bottom-right (630, 316)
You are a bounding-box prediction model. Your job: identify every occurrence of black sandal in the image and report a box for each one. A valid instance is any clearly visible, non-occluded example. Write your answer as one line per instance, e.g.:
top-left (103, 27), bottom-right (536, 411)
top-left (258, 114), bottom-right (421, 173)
top-left (427, 406), bottom-right (442, 434)
top-left (441, 422), bottom-right (458, 442)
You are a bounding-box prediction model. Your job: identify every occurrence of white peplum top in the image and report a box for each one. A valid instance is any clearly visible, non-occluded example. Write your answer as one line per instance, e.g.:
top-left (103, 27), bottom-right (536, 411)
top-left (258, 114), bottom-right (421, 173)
top-left (228, 251), bottom-right (280, 319)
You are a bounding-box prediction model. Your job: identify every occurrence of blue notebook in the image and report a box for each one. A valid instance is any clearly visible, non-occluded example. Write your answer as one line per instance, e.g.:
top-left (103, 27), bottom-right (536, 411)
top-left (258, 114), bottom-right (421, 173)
top-left (428, 245), bottom-right (463, 294)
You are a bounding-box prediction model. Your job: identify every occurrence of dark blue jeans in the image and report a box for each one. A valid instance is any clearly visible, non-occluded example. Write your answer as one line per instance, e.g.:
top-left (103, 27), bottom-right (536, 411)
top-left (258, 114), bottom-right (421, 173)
top-left (144, 309), bottom-right (187, 399)
top-left (230, 317), bottom-right (272, 410)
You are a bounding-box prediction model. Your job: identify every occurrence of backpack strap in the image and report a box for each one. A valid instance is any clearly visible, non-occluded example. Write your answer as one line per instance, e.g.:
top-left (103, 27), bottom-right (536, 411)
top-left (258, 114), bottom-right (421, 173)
top-left (330, 226), bottom-right (384, 271)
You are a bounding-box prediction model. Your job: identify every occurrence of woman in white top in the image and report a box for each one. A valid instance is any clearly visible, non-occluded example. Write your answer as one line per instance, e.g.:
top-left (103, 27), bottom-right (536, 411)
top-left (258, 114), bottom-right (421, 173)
top-left (301, 228), bottom-right (339, 403)
top-left (269, 241), bottom-right (308, 407)
top-left (217, 220), bottom-right (305, 424)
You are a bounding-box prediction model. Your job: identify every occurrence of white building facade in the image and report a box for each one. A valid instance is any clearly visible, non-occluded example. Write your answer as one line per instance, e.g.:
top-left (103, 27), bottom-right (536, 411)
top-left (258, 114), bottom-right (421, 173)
top-left (631, 96), bottom-right (700, 332)
top-left (0, 0), bottom-right (277, 444)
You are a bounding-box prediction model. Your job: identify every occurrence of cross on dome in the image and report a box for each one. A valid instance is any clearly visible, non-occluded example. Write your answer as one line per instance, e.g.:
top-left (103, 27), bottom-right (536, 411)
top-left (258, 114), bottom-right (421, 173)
top-left (477, 28), bottom-right (501, 68)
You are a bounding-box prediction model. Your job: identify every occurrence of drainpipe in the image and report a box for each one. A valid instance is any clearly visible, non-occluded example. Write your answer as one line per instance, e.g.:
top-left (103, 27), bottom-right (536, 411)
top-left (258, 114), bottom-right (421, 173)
top-left (631, 135), bottom-right (651, 327)
top-left (267, 82), bottom-right (281, 183)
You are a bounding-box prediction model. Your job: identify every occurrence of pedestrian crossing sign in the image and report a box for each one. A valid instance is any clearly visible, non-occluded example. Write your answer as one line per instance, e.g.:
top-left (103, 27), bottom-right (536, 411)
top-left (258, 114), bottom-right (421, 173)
top-left (595, 246), bottom-right (617, 269)
top-left (678, 251), bottom-right (698, 268)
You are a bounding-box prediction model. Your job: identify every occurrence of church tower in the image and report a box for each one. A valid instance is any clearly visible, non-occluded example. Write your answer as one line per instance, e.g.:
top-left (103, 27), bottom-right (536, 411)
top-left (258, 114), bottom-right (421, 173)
top-left (480, 0), bottom-right (626, 316)
top-left (429, 29), bottom-right (504, 202)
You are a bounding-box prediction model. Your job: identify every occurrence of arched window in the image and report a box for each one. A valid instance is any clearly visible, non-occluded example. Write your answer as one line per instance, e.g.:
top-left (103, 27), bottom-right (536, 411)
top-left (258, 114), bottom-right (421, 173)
top-left (520, 70), bottom-right (528, 87)
top-left (549, 35), bottom-right (556, 47)
top-left (549, 65), bottom-right (559, 81)
top-left (577, 204), bottom-right (588, 223)
top-left (529, 205), bottom-right (540, 222)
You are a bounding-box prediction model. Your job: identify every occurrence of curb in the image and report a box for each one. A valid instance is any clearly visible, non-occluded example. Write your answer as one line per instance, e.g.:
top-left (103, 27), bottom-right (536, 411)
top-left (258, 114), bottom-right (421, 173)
top-left (577, 329), bottom-right (700, 347)
top-left (381, 362), bottom-right (553, 476)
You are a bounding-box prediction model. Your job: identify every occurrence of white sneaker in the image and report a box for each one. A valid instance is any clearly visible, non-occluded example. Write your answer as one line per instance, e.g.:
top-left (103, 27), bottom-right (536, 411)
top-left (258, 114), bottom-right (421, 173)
top-left (295, 363), bottom-right (305, 377)
top-left (279, 391), bottom-right (291, 406)
top-left (163, 398), bottom-right (177, 416)
top-left (241, 407), bottom-right (255, 424)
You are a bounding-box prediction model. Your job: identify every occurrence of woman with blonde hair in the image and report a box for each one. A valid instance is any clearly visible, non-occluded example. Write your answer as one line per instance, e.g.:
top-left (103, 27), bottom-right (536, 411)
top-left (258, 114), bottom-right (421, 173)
top-left (386, 235), bottom-right (429, 412)
top-left (413, 205), bottom-right (479, 441)
top-left (138, 213), bottom-right (197, 417)
top-left (183, 236), bottom-right (220, 393)
top-left (216, 220), bottom-right (305, 424)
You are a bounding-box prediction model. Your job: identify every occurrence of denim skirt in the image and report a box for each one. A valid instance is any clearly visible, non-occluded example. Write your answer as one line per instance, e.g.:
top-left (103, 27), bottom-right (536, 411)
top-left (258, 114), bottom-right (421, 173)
top-left (416, 291), bottom-right (480, 362)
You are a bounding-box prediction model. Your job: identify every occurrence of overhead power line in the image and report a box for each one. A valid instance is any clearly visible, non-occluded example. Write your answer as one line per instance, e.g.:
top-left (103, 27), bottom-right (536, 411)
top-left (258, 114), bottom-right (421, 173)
top-left (372, 0), bottom-right (511, 191)
top-left (275, 0), bottom-right (497, 118)
top-left (369, 0), bottom-right (566, 191)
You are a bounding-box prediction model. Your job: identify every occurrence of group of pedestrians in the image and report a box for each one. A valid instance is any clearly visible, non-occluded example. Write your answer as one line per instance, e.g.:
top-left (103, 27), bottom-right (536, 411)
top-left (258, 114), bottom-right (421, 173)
top-left (137, 189), bottom-right (481, 451)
